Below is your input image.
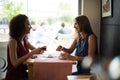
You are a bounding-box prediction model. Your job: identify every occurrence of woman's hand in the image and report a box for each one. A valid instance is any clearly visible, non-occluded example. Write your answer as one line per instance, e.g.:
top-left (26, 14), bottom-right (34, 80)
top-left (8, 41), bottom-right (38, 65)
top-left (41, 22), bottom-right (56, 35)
top-left (31, 47), bottom-right (46, 54)
top-left (59, 53), bottom-right (68, 60)
top-left (31, 48), bottom-right (41, 54)
top-left (59, 52), bottom-right (77, 61)
top-left (30, 47), bottom-right (46, 59)
top-left (40, 46), bottom-right (47, 51)
top-left (56, 45), bottom-right (63, 51)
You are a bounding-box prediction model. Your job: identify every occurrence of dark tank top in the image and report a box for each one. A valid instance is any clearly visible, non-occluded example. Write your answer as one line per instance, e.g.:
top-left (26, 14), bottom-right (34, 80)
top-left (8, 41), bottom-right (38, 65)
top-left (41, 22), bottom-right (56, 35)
top-left (5, 38), bottom-right (29, 80)
top-left (75, 34), bottom-right (98, 74)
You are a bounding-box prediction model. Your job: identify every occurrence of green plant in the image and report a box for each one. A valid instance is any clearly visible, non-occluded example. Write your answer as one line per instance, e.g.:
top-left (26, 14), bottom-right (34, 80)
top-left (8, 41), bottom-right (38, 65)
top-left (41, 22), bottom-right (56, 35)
top-left (59, 15), bottom-right (73, 26)
top-left (46, 17), bottom-right (57, 25)
top-left (2, 1), bottom-right (23, 22)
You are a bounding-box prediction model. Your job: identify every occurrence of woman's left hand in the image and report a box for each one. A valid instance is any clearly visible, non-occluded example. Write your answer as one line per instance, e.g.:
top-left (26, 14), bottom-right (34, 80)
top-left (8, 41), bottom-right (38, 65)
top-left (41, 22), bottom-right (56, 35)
top-left (59, 53), bottom-right (69, 60)
top-left (59, 52), bottom-right (75, 60)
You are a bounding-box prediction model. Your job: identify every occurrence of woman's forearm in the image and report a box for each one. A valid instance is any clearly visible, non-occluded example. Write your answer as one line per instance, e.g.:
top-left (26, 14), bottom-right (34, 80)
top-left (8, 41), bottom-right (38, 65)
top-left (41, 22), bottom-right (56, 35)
top-left (61, 46), bottom-right (73, 54)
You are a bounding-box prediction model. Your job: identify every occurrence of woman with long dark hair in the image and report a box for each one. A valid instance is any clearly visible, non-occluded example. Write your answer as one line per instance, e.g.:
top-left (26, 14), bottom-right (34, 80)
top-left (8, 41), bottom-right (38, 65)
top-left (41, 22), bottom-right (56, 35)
top-left (56, 15), bottom-right (98, 75)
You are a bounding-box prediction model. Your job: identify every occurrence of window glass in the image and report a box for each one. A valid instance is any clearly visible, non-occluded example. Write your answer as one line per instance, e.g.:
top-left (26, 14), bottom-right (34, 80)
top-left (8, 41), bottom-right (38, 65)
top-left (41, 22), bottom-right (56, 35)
top-left (0, 0), bottom-right (78, 49)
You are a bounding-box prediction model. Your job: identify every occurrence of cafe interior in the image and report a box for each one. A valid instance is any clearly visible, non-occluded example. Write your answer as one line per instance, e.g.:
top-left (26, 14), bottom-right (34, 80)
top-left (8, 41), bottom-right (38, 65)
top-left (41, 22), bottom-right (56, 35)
top-left (0, 0), bottom-right (120, 80)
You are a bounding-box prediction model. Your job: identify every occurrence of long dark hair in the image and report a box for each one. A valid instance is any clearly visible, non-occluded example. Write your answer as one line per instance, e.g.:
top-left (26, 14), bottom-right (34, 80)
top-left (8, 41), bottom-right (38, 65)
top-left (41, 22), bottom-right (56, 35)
top-left (75, 15), bottom-right (94, 34)
top-left (9, 14), bottom-right (28, 40)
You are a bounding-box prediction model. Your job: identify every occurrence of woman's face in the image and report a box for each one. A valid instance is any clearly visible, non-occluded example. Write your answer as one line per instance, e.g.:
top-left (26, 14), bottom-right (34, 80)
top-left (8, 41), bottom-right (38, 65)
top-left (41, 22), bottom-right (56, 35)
top-left (25, 19), bottom-right (31, 34)
top-left (74, 20), bottom-right (80, 32)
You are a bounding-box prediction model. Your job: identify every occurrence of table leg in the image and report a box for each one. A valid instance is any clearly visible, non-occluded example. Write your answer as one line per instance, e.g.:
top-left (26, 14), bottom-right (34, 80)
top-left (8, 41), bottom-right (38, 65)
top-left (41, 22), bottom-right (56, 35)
top-left (28, 64), bottom-right (33, 80)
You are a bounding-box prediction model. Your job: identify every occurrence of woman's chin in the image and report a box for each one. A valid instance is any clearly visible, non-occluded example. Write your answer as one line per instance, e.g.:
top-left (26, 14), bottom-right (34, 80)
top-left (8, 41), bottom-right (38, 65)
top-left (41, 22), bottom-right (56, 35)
top-left (27, 31), bottom-right (30, 33)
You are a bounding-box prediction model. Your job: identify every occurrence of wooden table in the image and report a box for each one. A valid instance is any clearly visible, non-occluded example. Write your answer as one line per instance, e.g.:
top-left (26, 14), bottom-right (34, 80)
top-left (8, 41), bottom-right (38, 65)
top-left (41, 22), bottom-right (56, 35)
top-left (24, 53), bottom-right (75, 80)
top-left (24, 58), bottom-right (35, 80)
top-left (67, 75), bottom-right (93, 80)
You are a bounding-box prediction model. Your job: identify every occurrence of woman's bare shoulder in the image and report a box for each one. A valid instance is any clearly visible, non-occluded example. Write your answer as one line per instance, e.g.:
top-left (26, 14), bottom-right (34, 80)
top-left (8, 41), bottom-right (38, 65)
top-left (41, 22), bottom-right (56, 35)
top-left (9, 38), bottom-right (17, 45)
top-left (89, 34), bottom-right (96, 39)
top-left (88, 34), bottom-right (97, 42)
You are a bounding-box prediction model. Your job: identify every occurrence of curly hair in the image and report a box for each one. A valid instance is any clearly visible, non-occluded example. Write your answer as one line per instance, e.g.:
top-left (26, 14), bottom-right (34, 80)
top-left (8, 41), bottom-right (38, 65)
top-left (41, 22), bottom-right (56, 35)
top-left (9, 14), bottom-right (28, 40)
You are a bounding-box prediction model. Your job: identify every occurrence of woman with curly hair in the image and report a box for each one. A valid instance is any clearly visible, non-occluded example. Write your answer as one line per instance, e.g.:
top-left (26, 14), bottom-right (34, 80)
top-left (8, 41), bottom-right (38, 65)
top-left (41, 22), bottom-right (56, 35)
top-left (5, 14), bottom-right (46, 80)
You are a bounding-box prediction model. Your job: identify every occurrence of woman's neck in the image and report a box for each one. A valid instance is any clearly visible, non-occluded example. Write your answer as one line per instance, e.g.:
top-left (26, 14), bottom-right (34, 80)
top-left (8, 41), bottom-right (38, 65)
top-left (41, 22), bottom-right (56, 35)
top-left (80, 32), bottom-right (87, 39)
top-left (18, 35), bottom-right (25, 41)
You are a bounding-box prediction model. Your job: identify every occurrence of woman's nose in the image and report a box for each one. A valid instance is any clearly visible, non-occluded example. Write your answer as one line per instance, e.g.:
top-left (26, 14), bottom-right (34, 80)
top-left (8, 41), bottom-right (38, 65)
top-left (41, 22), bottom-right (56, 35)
top-left (74, 25), bottom-right (76, 28)
top-left (73, 24), bottom-right (75, 28)
top-left (29, 25), bottom-right (32, 29)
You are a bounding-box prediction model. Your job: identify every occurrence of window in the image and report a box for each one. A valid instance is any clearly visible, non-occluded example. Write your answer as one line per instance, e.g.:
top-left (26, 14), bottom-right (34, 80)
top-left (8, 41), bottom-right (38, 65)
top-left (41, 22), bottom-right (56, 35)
top-left (0, 0), bottom-right (78, 49)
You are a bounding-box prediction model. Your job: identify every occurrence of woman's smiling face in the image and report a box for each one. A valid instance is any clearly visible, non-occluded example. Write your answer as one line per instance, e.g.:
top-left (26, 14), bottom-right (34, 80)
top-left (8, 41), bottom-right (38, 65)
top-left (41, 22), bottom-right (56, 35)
top-left (74, 19), bottom-right (81, 32)
top-left (24, 19), bottom-right (31, 34)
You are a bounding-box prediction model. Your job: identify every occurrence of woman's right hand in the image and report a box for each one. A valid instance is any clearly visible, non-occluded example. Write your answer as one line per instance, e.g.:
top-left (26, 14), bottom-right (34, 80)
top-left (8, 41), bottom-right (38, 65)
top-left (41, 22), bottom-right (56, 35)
top-left (56, 45), bottom-right (63, 51)
top-left (30, 47), bottom-right (46, 59)
top-left (31, 48), bottom-right (43, 54)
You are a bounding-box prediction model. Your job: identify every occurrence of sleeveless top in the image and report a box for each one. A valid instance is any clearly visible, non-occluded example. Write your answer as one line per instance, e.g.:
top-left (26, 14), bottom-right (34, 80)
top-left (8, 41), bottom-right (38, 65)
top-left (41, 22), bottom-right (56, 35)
top-left (75, 34), bottom-right (98, 74)
top-left (5, 38), bottom-right (29, 80)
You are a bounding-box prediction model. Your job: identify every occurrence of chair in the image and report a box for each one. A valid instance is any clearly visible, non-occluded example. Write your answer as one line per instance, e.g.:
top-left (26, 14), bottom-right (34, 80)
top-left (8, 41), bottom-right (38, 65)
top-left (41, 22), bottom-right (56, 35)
top-left (0, 42), bottom-right (8, 80)
top-left (0, 57), bottom-right (7, 80)
top-left (0, 57), bottom-right (7, 72)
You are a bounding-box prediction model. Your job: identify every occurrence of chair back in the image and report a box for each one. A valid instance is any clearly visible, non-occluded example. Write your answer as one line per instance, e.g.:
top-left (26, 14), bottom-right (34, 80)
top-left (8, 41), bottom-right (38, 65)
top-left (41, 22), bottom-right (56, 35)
top-left (0, 57), bottom-right (7, 72)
